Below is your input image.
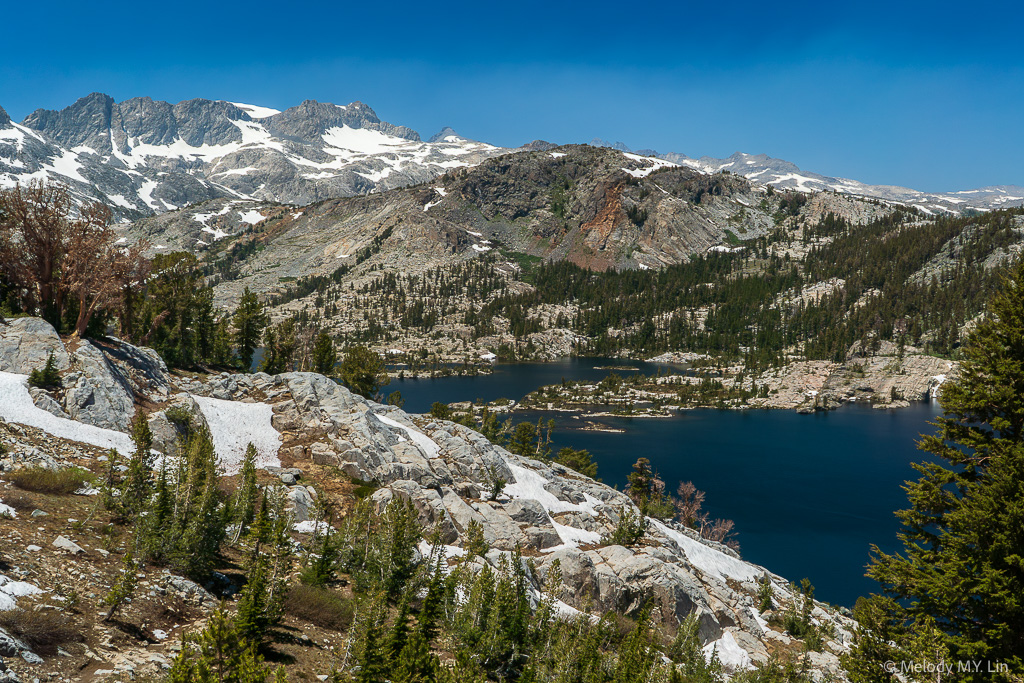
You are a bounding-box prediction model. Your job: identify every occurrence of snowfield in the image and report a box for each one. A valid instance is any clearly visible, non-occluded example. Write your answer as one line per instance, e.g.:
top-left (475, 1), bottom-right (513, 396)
top-left (374, 413), bottom-right (440, 458)
top-left (0, 371), bottom-right (135, 454)
top-left (703, 631), bottom-right (753, 669)
top-left (651, 519), bottom-right (761, 583)
top-left (192, 395), bottom-right (281, 474)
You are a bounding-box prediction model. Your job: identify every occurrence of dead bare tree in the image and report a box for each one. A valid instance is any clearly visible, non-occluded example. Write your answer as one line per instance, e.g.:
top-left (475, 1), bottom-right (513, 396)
top-left (0, 180), bottom-right (150, 336)
top-left (0, 180), bottom-right (73, 320)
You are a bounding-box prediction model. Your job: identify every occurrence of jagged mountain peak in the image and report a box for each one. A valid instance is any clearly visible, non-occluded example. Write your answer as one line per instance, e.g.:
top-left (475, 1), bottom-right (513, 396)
top-left (0, 105), bottom-right (10, 126)
top-left (428, 126), bottom-right (463, 143)
top-left (268, 99), bottom-right (421, 142)
top-left (0, 93), bottom-right (503, 219)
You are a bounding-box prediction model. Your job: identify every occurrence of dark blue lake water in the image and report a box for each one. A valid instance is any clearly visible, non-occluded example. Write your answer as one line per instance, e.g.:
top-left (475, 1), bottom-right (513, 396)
top-left (386, 358), bottom-right (941, 608)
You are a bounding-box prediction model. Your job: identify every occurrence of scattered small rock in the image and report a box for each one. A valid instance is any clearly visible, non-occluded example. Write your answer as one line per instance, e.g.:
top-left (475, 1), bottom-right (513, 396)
top-left (51, 536), bottom-right (85, 554)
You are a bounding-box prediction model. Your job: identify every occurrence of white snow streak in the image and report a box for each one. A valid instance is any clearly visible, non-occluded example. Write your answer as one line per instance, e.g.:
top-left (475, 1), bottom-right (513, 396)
top-left (374, 413), bottom-right (440, 458)
top-left (192, 395), bottom-right (281, 474)
top-left (651, 519), bottom-right (760, 582)
top-left (703, 631), bottom-right (752, 669)
top-left (0, 371), bottom-right (135, 454)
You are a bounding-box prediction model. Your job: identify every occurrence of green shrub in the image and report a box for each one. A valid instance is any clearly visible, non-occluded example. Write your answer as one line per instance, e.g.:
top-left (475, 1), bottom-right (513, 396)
top-left (602, 506), bottom-right (648, 547)
top-left (283, 584), bottom-right (354, 631)
top-left (27, 352), bottom-right (61, 389)
top-left (429, 401), bottom-right (452, 420)
top-left (757, 576), bottom-right (774, 612)
top-left (9, 467), bottom-right (93, 494)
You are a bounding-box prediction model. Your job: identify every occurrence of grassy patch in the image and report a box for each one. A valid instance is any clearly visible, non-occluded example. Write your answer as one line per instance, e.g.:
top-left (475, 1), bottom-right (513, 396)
top-left (0, 491), bottom-right (34, 513)
top-left (9, 467), bottom-right (93, 495)
top-left (284, 585), bottom-right (354, 632)
top-left (0, 608), bottom-right (82, 654)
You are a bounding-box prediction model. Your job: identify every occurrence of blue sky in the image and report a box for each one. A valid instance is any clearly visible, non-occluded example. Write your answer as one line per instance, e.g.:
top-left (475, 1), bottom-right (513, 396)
top-left (2, 0), bottom-right (1022, 191)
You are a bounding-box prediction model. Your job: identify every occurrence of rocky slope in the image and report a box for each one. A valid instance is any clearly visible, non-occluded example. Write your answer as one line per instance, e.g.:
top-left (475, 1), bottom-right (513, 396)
top-left (0, 317), bottom-right (856, 680)
top-left (131, 144), bottom-right (810, 308)
top-left (1, 93), bottom-right (504, 221)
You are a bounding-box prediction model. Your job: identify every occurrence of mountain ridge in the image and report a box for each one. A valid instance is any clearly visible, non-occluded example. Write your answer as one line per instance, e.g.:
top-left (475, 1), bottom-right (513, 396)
top-left (3, 93), bottom-right (1023, 224)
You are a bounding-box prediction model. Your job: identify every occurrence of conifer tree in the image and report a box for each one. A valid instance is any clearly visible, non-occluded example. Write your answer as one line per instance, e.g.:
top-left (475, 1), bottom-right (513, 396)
top-left (117, 411), bottom-right (154, 521)
top-left (231, 444), bottom-right (260, 544)
top-left (848, 259), bottom-right (1024, 679)
top-left (233, 287), bottom-right (268, 371)
top-left (312, 330), bottom-right (338, 374)
top-left (353, 595), bottom-right (388, 683)
top-left (102, 550), bottom-right (138, 622)
top-left (168, 605), bottom-right (266, 683)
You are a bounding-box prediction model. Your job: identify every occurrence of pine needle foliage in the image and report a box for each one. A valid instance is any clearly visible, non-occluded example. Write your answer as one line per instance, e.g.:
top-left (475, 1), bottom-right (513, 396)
top-left (846, 258), bottom-right (1024, 680)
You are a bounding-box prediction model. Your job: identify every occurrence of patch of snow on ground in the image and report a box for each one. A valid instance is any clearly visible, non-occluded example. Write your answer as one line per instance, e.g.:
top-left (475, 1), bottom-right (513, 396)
top-left (322, 126), bottom-right (411, 154)
top-left (202, 226), bottom-right (230, 240)
top-left (418, 541), bottom-right (467, 574)
top-left (471, 244), bottom-right (491, 252)
top-left (423, 199), bottom-right (442, 212)
top-left (0, 574), bottom-right (43, 611)
top-left (238, 210), bottom-right (266, 225)
top-left (192, 395), bottom-right (281, 474)
top-left (374, 413), bottom-right (440, 458)
top-left (651, 519), bottom-right (761, 582)
top-left (139, 180), bottom-right (162, 210)
top-left (229, 102), bottom-right (281, 119)
top-left (550, 521), bottom-right (601, 548)
top-left (703, 631), bottom-right (752, 670)
top-left (107, 194), bottom-right (136, 209)
top-left (293, 520), bottom-right (333, 535)
top-left (0, 501), bottom-right (15, 517)
top-left (0, 371), bottom-right (136, 453)
top-left (550, 152), bottom-right (566, 158)
top-left (433, 186), bottom-right (448, 196)
top-left (503, 464), bottom-right (597, 516)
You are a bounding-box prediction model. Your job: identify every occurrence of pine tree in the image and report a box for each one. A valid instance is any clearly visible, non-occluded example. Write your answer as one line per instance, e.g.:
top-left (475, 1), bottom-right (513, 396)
top-left (354, 595), bottom-right (388, 683)
top-left (117, 411), bottom-right (154, 521)
top-left (231, 444), bottom-right (259, 544)
top-left (312, 330), bottom-right (338, 374)
top-left (614, 607), bottom-right (657, 683)
top-left (849, 259), bottom-right (1024, 679)
top-left (233, 287), bottom-right (268, 371)
top-left (300, 525), bottom-right (338, 587)
top-left (27, 351), bottom-right (61, 389)
top-left (338, 345), bottom-right (389, 399)
top-left (167, 605), bottom-right (267, 683)
top-left (102, 550), bottom-right (138, 622)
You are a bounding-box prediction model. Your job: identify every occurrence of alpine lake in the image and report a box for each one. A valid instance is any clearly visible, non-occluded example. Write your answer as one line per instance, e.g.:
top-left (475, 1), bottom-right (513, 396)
top-left (385, 357), bottom-right (942, 608)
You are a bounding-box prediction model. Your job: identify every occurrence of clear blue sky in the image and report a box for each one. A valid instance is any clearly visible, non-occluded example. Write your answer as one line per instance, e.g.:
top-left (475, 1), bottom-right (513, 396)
top-left (2, 0), bottom-right (1022, 192)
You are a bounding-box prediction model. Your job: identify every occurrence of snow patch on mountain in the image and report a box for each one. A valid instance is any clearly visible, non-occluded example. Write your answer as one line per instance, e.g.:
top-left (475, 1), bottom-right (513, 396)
top-left (0, 371), bottom-right (135, 453)
top-left (192, 395), bottom-right (281, 474)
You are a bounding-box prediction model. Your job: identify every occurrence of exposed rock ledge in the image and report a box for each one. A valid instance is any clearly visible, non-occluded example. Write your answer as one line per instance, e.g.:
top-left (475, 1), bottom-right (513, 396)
top-left (0, 318), bottom-right (854, 677)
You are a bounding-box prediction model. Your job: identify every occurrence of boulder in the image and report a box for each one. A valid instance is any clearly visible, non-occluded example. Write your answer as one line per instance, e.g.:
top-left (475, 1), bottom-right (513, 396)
top-left (286, 486), bottom-right (316, 522)
top-left (161, 574), bottom-right (216, 609)
top-left (504, 498), bottom-right (549, 525)
top-left (0, 317), bottom-right (70, 374)
top-left (63, 341), bottom-right (135, 431)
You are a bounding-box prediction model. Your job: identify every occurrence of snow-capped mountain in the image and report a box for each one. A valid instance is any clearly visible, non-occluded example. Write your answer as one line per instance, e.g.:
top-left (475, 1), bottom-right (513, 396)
top-left (664, 151), bottom-right (1024, 215)
top-left (3, 93), bottom-right (1023, 221)
top-left (593, 142), bottom-right (1024, 215)
top-left (0, 94), bottom-right (504, 220)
